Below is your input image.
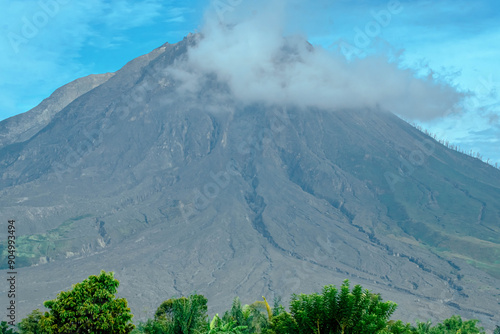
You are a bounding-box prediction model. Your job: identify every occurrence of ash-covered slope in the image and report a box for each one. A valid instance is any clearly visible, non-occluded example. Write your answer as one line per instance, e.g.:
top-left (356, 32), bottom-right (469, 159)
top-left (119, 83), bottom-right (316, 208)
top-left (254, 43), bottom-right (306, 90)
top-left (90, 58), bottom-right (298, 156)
top-left (0, 73), bottom-right (114, 148)
top-left (0, 34), bottom-right (499, 329)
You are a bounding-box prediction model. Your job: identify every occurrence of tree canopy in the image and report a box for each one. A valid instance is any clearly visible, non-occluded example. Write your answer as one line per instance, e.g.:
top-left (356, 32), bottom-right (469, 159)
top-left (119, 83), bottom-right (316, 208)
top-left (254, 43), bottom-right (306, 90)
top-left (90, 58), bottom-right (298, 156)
top-left (152, 294), bottom-right (208, 334)
top-left (289, 280), bottom-right (397, 334)
top-left (10, 275), bottom-right (491, 334)
top-left (17, 310), bottom-right (47, 334)
top-left (39, 270), bottom-right (134, 334)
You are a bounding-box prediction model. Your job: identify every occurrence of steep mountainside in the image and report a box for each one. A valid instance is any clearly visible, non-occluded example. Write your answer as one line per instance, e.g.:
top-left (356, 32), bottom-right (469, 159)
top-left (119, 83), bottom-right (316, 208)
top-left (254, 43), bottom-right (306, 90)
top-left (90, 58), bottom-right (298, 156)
top-left (0, 34), bottom-right (499, 329)
top-left (0, 73), bottom-right (114, 148)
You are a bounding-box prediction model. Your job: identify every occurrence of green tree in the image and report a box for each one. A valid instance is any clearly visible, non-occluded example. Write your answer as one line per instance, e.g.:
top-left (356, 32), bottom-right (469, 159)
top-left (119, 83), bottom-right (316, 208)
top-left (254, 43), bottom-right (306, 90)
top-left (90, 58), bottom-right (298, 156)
top-left (18, 309), bottom-right (47, 334)
top-left (428, 316), bottom-right (484, 334)
top-left (494, 326), bottom-right (500, 334)
top-left (223, 297), bottom-right (246, 329)
top-left (1, 321), bottom-right (17, 334)
top-left (381, 320), bottom-right (412, 334)
top-left (154, 294), bottom-right (208, 334)
top-left (208, 314), bottom-right (247, 334)
top-left (39, 270), bottom-right (135, 334)
top-left (290, 293), bottom-right (323, 334)
top-left (243, 300), bottom-right (270, 333)
top-left (222, 297), bottom-right (270, 334)
top-left (412, 321), bottom-right (432, 334)
top-left (268, 312), bottom-right (298, 334)
top-left (290, 280), bottom-right (397, 334)
top-left (271, 297), bottom-right (286, 318)
top-left (139, 319), bottom-right (172, 334)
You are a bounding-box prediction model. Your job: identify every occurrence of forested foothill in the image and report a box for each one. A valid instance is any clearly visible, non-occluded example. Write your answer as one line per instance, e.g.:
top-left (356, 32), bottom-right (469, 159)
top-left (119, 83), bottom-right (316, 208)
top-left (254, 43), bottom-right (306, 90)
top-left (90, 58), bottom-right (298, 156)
top-left (1, 271), bottom-right (496, 334)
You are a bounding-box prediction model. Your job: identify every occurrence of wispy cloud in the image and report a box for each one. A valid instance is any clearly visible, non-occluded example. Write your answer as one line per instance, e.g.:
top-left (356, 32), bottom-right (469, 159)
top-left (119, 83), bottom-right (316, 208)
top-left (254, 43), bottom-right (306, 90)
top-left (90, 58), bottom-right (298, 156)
top-left (166, 0), bottom-right (465, 120)
top-left (0, 0), bottom-right (497, 163)
top-left (0, 0), bottom-right (196, 120)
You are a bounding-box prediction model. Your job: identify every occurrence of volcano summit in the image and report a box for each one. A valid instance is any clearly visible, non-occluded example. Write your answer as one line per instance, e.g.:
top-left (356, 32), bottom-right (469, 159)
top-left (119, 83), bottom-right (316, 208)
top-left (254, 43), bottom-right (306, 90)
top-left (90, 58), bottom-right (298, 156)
top-left (0, 31), bottom-right (499, 329)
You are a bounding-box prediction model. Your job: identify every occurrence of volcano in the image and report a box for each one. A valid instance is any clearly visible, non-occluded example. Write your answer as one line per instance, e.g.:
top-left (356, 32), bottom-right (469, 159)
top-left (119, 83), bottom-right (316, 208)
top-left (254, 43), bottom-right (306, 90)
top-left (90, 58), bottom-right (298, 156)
top-left (0, 34), bottom-right (499, 329)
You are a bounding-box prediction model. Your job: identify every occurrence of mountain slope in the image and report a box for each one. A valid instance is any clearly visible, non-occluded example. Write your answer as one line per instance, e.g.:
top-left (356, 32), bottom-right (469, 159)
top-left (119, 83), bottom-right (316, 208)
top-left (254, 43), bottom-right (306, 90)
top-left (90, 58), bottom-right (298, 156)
top-left (0, 73), bottom-right (114, 148)
top-left (0, 34), bottom-right (499, 329)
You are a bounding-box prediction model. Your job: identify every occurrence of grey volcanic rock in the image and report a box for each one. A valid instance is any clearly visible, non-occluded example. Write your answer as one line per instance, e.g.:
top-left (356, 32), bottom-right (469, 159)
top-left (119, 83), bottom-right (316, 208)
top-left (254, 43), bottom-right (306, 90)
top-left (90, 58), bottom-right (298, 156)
top-left (0, 73), bottom-right (114, 148)
top-left (0, 34), bottom-right (499, 330)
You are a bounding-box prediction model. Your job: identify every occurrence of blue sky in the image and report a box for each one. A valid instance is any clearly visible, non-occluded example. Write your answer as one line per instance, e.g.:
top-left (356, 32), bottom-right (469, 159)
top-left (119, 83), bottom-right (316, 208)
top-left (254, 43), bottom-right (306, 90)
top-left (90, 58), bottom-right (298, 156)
top-left (1, 0), bottom-right (499, 164)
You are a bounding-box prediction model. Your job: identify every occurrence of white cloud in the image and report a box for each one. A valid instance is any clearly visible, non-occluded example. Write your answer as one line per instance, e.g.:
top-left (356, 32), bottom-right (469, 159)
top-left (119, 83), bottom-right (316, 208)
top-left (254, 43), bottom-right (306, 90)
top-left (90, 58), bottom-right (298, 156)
top-left (166, 0), bottom-right (465, 120)
top-left (0, 0), bottom-right (191, 120)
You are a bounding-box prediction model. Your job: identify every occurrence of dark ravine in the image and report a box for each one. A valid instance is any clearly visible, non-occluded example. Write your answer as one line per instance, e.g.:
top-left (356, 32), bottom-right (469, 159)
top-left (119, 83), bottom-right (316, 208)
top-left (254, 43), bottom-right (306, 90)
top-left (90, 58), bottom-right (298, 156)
top-left (0, 34), bottom-right (499, 330)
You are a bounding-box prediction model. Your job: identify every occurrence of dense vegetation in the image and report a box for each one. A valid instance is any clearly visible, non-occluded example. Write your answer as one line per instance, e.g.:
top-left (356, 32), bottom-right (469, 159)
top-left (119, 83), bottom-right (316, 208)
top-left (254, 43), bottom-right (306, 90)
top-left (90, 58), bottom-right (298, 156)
top-left (1, 271), bottom-right (495, 334)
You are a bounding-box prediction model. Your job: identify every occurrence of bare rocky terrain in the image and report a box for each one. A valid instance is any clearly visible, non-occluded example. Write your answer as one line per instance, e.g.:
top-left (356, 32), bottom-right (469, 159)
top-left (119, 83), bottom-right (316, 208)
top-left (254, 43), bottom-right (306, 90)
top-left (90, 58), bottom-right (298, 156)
top-left (0, 34), bottom-right (499, 329)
